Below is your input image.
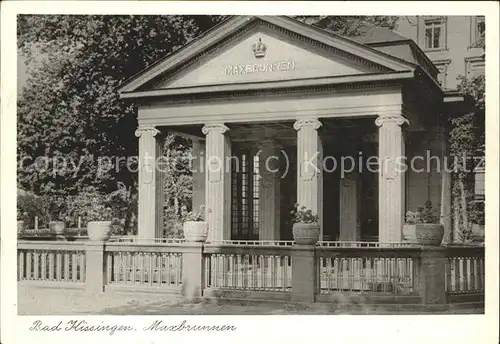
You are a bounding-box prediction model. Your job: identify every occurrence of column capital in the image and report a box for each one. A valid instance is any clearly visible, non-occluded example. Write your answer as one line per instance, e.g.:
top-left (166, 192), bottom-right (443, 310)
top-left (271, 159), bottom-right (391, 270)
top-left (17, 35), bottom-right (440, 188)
top-left (135, 126), bottom-right (161, 138)
top-left (202, 124), bottom-right (229, 135)
top-left (375, 114), bottom-right (409, 127)
top-left (293, 119), bottom-right (322, 131)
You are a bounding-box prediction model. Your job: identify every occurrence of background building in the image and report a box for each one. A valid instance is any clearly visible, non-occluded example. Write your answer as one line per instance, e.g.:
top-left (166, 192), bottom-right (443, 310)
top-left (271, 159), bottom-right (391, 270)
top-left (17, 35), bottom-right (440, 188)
top-left (394, 16), bottom-right (485, 90)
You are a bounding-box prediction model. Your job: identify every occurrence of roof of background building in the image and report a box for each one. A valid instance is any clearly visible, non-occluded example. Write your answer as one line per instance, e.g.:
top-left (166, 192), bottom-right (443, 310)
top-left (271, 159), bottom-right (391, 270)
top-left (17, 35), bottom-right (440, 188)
top-left (350, 24), bottom-right (409, 44)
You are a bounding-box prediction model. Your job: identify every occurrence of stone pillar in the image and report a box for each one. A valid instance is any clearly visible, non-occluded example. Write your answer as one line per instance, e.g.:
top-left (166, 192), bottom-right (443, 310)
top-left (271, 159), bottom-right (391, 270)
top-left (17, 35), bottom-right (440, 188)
top-left (182, 242), bottom-right (204, 300)
top-left (84, 242), bottom-right (107, 294)
top-left (375, 114), bottom-right (408, 242)
top-left (202, 124), bottom-right (231, 241)
top-left (417, 247), bottom-right (447, 305)
top-left (192, 139), bottom-right (206, 214)
top-left (291, 245), bottom-right (318, 302)
top-left (294, 119), bottom-right (323, 239)
top-left (339, 171), bottom-right (360, 241)
top-left (258, 141), bottom-right (281, 240)
top-left (135, 126), bottom-right (164, 240)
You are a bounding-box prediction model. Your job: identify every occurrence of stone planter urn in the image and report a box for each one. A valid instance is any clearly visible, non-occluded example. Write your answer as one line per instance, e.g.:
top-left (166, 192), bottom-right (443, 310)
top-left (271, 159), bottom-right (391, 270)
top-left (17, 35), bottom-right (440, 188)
top-left (17, 220), bottom-right (26, 235)
top-left (183, 221), bottom-right (208, 242)
top-left (402, 224), bottom-right (417, 243)
top-left (87, 221), bottom-right (112, 242)
top-left (293, 222), bottom-right (320, 245)
top-left (49, 221), bottom-right (66, 235)
top-left (415, 223), bottom-right (444, 245)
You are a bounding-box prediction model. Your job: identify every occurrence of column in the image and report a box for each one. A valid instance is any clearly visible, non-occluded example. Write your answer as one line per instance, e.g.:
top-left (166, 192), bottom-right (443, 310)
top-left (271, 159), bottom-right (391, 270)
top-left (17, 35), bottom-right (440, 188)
top-left (202, 124), bottom-right (231, 241)
top-left (135, 126), bottom-right (164, 240)
top-left (192, 139), bottom-right (206, 215)
top-left (294, 119), bottom-right (323, 238)
top-left (258, 140), bottom-right (281, 240)
top-left (439, 128), bottom-right (452, 243)
top-left (375, 114), bottom-right (408, 242)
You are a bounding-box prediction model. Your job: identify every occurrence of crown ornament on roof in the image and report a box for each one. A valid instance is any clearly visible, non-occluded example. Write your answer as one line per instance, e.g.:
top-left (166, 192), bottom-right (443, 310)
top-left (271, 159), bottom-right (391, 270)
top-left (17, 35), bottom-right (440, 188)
top-left (252, 38), bottom-right (267, 58)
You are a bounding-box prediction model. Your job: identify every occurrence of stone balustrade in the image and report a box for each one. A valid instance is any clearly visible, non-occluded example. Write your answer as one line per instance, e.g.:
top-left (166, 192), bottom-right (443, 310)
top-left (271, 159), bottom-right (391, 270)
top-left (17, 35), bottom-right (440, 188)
top-left (17, 239), bottom-right (484, 309)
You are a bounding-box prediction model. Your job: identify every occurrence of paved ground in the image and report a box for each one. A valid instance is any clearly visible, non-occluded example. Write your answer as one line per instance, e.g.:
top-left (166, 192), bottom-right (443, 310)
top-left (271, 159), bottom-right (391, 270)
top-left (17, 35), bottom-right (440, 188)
top-left (18, 285), bottom-right (482, 315)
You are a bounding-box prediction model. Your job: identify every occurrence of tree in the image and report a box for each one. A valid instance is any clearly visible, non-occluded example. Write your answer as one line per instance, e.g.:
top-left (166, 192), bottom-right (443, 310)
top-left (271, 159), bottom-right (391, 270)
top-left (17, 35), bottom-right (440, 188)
top-left (17, 15), bottom-right (222, 232)
top-left (447, 17), bottom-right (485, 242)
top-left (294, 16), bottom-right (398, 36)
top-left (17, 15), bottom-right (221, 194)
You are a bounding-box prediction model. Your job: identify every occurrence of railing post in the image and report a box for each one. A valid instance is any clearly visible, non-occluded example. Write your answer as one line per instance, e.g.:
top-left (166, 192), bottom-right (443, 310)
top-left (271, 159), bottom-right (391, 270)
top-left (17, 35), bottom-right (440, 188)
top-left (182, 242), bottom-right (205, 300)
top-left (416, 247), bottom-right (447, 305)
top-left (84, 241), bottom-right (108, 293)
top-left (291, 245), bottom-right (318, 302)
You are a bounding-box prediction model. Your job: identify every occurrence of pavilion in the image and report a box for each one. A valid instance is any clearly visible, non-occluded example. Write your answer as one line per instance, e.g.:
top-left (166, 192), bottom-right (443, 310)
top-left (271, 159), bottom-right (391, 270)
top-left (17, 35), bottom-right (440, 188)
top-left (118, 16), bottom-right (465, 243)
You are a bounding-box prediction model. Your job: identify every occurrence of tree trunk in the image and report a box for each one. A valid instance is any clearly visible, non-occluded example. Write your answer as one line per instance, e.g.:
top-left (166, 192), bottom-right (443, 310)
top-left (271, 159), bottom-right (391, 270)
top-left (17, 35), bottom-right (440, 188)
top-left (124, 185), bottom-right (137, 235)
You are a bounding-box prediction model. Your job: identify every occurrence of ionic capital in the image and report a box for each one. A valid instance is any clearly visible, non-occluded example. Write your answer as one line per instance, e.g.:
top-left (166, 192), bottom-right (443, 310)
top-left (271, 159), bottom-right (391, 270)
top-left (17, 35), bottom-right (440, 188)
top-left (135, 126), bottom-right (161, 138)
top-left (375, 114), bottom-right (409, 127)
top-left (202, 124), bottom-right (229, 135)
top-left (293, 119), bottom-right (322, 131)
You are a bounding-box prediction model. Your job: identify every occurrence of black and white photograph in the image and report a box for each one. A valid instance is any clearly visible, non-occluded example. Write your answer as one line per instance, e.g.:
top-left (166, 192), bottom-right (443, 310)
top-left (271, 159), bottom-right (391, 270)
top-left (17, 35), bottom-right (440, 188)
top-left (1, 1), bottom-right (499, 343)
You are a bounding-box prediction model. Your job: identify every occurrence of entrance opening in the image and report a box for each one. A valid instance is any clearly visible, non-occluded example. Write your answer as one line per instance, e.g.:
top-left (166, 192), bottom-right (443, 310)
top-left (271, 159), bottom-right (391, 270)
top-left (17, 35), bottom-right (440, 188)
top-left (359, 142), bottom-right (379, 240)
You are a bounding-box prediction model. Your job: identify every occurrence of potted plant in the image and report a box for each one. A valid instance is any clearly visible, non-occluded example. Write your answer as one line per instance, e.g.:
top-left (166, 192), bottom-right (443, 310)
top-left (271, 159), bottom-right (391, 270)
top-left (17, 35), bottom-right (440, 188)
top-left (17, 209), bottom-right (28, 235)
top-left (404, 201), bottom-right (443, 245)
top-left (291, 204), bottom-right (320, 245)
top-left (86, 205), bottom-right (113, 241)
top-left (181, 205), bottom-right (208, 242)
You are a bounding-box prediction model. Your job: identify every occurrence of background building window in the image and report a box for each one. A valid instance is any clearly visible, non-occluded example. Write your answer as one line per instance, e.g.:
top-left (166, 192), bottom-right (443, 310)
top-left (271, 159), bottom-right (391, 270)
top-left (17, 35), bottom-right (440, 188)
top-left (424, 18), bottom-right (446, 50)
top-left (433, 60), bottom-right (450, 88)
top-left (474, 168), bottom-right (485, 198)
top-left (470, 16), bottom-right (485, 47)
top-left (466, 56), bottom-right (485, 78)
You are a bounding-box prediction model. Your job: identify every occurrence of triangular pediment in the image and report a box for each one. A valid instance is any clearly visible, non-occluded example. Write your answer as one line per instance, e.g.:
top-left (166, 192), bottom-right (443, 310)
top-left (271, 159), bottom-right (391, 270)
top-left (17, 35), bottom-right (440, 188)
top-left (119, 16), bottom-right (416, 96)
top-left (154, 30), bottom-right (381, 89)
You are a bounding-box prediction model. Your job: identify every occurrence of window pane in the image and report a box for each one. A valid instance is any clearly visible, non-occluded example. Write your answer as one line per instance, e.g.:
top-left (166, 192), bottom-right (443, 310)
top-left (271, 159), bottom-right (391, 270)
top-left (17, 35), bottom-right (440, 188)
top-left (477, 16), bottom-right (485, 34)
top-left (433, 27), bottom-right (441, 48)
top-left (425, 28), bottom-right (433, 48)
top-left (475, 171), bottom-right (485, 195)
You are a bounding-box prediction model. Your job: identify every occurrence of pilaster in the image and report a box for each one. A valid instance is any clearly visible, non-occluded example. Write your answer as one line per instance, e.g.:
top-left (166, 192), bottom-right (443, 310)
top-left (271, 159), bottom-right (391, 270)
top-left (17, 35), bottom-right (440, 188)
top-left (339, 170), bottom-right (360, 241)
top-left (202, 124), bottom-right (231, 241)
top-left (258, 140), bottom-right (281, 240)
top-left (375, 114), bottom-right (408, 242)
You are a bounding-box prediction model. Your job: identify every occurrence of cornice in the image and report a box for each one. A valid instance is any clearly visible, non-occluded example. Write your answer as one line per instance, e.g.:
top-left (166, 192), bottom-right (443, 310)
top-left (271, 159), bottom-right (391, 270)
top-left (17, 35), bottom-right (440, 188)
top-left (130, 77), bottom-right (405, 106)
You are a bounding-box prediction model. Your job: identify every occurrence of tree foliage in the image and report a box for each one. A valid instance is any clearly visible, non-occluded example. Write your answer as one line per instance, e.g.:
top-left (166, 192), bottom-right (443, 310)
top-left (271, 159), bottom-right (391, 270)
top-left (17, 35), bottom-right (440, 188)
top-left (294, 16), bottom-right (398, 36)
top-left (17, 15), bottom-right (222, 195)
top-left (449, 73), bottom-right (485, 241)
